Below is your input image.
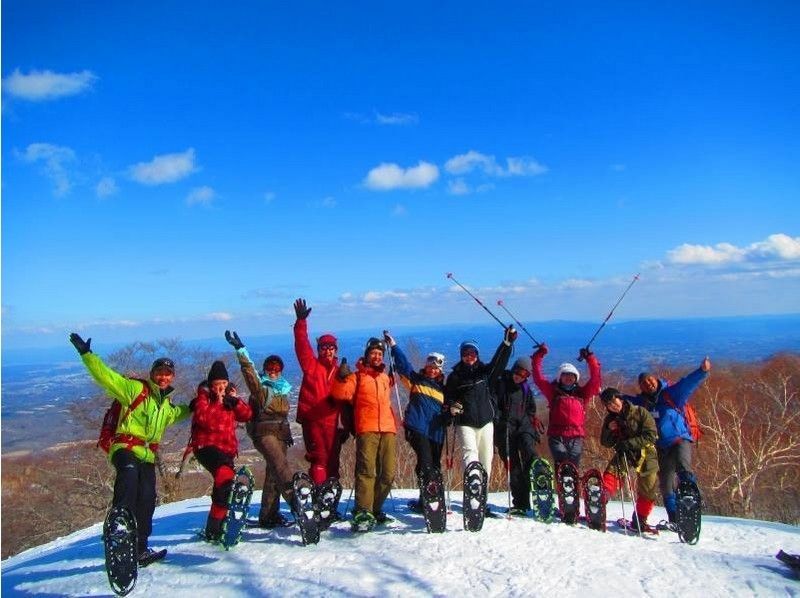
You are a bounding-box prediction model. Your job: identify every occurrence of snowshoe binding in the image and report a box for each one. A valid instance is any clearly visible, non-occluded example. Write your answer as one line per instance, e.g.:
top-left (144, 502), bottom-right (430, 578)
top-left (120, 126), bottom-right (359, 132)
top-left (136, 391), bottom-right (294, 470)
top-left (556, 462), bottom-right (580, 525)
top-left (292, 472), bottom-right (320, 545)
top-left (220, 466), bottom-right (255, 549)
top-left (776, 550), bottom-right (800, 579)
top-left (351, 509), bottom-right (377, 532)
top-left (420, 467), bottom-right (446, 533)
top-left (616, 517), bottom-right (659, 536)
top-left (103, 506), bottom-right (138, 596)
top-left (463, 461), bottom-right (488, 532)
top-left (676, 478), bottom-right (702, 545)
top-left (529, 458), bottom-right (556, 523)
top-left (137, 547), bottom-right (166, 568)
top-left (315, 476), bottom-right (343, 532)
top-left (581, 468), bottom-right (606, 532)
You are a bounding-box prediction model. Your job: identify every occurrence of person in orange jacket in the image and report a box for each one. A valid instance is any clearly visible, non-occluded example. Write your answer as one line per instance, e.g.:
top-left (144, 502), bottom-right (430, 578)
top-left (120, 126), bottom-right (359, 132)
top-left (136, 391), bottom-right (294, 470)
top-left (330, 337), bottom-right (397, 530)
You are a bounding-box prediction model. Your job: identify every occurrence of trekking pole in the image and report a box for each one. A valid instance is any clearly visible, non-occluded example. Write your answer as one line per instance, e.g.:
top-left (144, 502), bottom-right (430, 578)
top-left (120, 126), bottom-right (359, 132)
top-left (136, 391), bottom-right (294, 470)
top-left (496, 300), bottom-right (541, 347)
top-left (446, 273), bottom-right (509, 330)
top-left (504, 421), bottom-right (512, 519)
top-left (383, 332), bottom-right (406, 419)
top-left (621, 453), bottom-right (643, 538)
top-left (579, 273), bottom-right (640, 361)
top-left (445, 424), bottom-right (456, 514)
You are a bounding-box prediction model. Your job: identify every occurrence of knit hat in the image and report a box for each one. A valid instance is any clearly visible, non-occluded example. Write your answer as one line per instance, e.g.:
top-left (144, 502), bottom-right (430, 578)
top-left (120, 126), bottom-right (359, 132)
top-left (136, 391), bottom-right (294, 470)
top-left (263, 355), bottom-right (284, 372)
top-left (638, 372), bottom-right (655, 384)
top-left (317, 333), bottom-right (338, 349)
top-left (207, 360), bottom-right (229, 383)
top-left (512, 356), bottom-right (532, 374)
top-left (557, 362), bottom-right (580, 382)
top-left (600, 387), bottom-right (622, 404)
top-left (459, 340), bottom-right (479, 355)
top-left (151, 357), bottom-right (175, 374)
top-left (364, 337), bottom-right (386, 359)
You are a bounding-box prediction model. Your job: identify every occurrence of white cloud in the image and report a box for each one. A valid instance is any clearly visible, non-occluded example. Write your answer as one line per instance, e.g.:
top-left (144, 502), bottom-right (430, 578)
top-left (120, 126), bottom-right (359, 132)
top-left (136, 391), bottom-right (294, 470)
top-left (3, 68), bottom-right (97, 101)
top-left (364, 161), bottom-right (439, 191)
top-left (186, 186), bottom-right (215, 206)
top-left (18, 142), bottom-right (76, 196)
top-left (129, 148), bottom-right (197, 185)
top-left (392, 204), bottom-right (407, 217)
top-left (448, 178), bottom-right (471, 195)
top-left (444, 150), bottom-right (548, 177)
top-left (321, 196), bottom-right (337, 208)
top-left (666, 234), bottom-right (800, 266)
top-left (375, 112), bottom-right (419, 125)
top-left (96, 177), bottom-right (118, 198)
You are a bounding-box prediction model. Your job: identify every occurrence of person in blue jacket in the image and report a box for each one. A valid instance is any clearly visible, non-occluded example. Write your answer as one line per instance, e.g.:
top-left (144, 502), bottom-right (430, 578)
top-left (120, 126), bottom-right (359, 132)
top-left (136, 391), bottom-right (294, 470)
top-left (627, 356), bottom-right (711, 525)
top-left (383, 331), bottom-right (447, 512)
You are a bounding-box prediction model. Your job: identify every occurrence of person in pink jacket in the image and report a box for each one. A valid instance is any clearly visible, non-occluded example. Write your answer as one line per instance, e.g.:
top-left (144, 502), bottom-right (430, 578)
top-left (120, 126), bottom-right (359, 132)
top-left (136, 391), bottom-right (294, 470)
top-left (531, 344), bottom-right (601, 470)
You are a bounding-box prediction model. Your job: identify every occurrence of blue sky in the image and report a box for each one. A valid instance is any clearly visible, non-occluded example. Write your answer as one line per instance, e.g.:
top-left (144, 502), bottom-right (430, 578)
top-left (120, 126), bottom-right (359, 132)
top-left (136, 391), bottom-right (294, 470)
top-left (2, 1), bottom-right (799, 350)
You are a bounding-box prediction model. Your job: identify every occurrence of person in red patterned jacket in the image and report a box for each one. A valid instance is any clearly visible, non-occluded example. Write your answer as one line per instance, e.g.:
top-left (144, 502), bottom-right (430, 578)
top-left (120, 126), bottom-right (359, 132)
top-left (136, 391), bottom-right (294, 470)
top-left (531, 344), bottom-right (601, 471)
top-left (293, 297), bottom-right (348, 485)
top-left (191, 360), bottom-right (252, 542)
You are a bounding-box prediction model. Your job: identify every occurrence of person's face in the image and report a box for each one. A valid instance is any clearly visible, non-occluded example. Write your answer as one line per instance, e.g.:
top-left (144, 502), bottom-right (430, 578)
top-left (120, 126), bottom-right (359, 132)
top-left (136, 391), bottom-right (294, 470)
top-left (150, 367), bottom-right (175, 390)
top-left (605, 396), bottom-right (623, 413)
top-left (639, 375), bottom-right (659, 395)
top-left (264, 362), bottom-right (282, 380)
top-left (367, 348), bottom-right (384, 367)
top-left (210, 379), bottom-right (229, 397)
top-left (423, 364), bottom-right (442, 379)
top-left (318, 343), bottom-right (337, 361)
top-left (461, 349), bottom-right (478, 366)
top-left (560, 372), bottom-right (577, 386)
top-left (512, 368), bottom-right (530, 384)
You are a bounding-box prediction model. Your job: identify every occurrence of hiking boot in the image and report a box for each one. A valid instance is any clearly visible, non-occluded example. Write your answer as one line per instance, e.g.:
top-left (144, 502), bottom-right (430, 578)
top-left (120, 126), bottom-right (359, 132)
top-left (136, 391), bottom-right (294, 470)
top-left (374, 511), bottom-right (393, 524)
top-left (204, 514), bottom-right (224, 543)
top-left (508, 507), bottom-right (528, 516)
top-left (259, 513), bottom-right (290, 529)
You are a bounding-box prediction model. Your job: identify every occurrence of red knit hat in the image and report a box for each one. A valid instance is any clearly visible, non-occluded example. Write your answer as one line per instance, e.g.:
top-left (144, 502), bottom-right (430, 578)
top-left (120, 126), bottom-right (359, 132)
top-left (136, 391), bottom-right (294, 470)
top-left (317, 334), bottom-right (338, 349)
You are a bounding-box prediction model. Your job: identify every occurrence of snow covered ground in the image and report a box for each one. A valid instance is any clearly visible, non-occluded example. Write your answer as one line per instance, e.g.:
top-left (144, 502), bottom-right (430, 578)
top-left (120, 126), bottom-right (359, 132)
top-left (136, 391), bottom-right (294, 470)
top-left (2, 489), bottom-right (798, 597)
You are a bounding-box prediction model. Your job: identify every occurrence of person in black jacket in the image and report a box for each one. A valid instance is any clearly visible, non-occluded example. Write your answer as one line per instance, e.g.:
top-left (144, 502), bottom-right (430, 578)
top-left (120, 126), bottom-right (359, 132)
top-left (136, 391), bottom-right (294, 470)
top-left (444, 327), bottom-right (516, 482)
top-left (494, 356), bottom-right (539, 515)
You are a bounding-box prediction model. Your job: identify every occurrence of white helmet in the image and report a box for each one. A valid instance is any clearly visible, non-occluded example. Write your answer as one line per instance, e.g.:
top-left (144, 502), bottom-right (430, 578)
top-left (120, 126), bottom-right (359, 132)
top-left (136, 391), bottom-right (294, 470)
top-left (557, 363), bottom-right (580, 383)
top-left (426, 352), bottom-right (445, 369)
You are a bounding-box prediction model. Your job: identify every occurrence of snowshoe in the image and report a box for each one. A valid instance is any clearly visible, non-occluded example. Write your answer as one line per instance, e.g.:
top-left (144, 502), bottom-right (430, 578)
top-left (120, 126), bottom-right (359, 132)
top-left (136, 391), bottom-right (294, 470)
top-left (315, 477), bottom-right (343, 532)
top-left (529, 458), bottom-right (556, 523)
top-left (581, 469), bottom-right (606, 532)
top-left (221, 466), bottom-right (255, 549)
top-left (556, 462), bottom-right (580, 525)
top-left (655, 520), bottom-right (678, 533)
top-left (137, 548), bottom-right (167, 568)
top-left (245, 513), bottom-right (296, 529)
top-left (351, 509), bottom-right (377, 532)
top-left (407, 499), bottom-right (424, 513)
top-left (463, 461), bottom-right (488, 532)
top-left (508, 507), bottom-right (528, 517)
top-left (776, 550), bottom-right (800, 579)
top-left (292, 472), bottom-right (320, 545)
top-left (615, 517), bottom-right (659, 536)
top-left (421, 467), bottom-right (447, 533)
top-left (676, 478), bottom-right (702, 545)
top-left (103, 506), bottom-right (138, 596)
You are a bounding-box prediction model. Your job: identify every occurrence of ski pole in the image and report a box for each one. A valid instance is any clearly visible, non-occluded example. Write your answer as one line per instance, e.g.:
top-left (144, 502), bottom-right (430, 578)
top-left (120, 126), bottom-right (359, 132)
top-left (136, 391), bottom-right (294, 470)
top-left (504, 420), bottom-right (512, 518)
top-left (383, 332), bottom-right (405, 420)
top-left (446, 273), bottom-right (509, 330)
top-left (445, 423), bottom-right (456, 514)
top-left (496, 299), bottom-right (541, 347)
top-left (621, 453), bottom-right (643, 538)
top-left (618, 455), bottom-right (629, 536)
top-left (579, 273), bottom-right (640, 361)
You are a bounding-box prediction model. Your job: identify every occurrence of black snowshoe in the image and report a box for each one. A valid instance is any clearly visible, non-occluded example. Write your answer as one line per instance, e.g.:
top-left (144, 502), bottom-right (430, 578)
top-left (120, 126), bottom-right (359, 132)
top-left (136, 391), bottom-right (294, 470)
top-left (420, 467), bottom-right (446, 533)
top-left (556, 462), bottom-right (580, 525)
top-left (463, 461), bottom-right (488, 532)
top-left (315, 476), bottom-right (343, 532)
top-left (220, 466), bottom-right (255, 549)
top-left (292, 472), bottom-right (320, 545)
top-left (676, 478), bottom-right (702, 545)
top-left (776, 550), bottom-right (800, 579)
top-left (103, 506), bottom-right (138, 596)
top-left (581, 468), bottom-right (606, 532)
top-left (137, 547), bottom-right (167, 568)
top-left (529, 458), bottom-right (556, 522)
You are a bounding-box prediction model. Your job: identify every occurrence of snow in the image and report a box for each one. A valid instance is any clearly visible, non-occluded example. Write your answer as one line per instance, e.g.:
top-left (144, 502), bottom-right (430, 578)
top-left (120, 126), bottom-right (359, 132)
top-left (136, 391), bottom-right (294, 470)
top-left (2, 489), bottom-right (799, 597)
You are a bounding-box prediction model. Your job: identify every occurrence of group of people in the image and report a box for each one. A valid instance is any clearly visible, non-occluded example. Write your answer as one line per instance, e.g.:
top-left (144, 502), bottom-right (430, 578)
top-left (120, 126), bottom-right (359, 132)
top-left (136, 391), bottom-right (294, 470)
top-left (69, 298), bottom-right (711, 561)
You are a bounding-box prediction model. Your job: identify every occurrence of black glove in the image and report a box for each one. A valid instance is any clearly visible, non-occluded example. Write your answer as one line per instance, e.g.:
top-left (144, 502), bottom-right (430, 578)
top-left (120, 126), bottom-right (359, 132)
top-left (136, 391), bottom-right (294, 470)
top-left (504, 326), bottom-right (518, 344)
top-left (225, 330), bottom-right (244, 350)
top-left (579, 347), bottom-right (592, 361)
top-left (533, 342), bottom-right (548, 357)
top-left (189, 397), bottom-right (197, 412)
top-left (223, 394), bottom-right (238, 410)
top-left (294, 298), bottom-right (312, 320)
top-left (615, 440), bottom-right (630, 455)
top-left (69, 333), bottom-right (92, 355)
top-left (337, 358), bottom-right (352, 381)
top-left (383, 330), bottom-right (395, 347)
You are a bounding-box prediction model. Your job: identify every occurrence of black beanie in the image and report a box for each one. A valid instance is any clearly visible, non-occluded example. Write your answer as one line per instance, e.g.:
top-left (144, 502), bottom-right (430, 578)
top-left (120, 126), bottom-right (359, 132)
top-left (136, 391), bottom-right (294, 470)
top-left (263, 355), bottom-right (284, 372)
top-left (600, 387), bottom-right (621, 404)
top-left (207, 360), bottom-right (229, 383)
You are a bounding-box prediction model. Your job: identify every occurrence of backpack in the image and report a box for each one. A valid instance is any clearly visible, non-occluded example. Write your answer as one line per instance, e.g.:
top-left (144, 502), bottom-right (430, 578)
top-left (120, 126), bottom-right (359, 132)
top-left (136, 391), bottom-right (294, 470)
top-left (662, 390), bottom-right (702, 442)
top-left (97, 380), bottom-right (150, 453)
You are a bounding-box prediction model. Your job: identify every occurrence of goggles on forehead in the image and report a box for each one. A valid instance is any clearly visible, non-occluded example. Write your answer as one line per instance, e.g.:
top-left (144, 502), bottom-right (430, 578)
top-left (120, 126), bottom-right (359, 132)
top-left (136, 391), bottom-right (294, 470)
top-left (426, 353), bottom-right (445, 368)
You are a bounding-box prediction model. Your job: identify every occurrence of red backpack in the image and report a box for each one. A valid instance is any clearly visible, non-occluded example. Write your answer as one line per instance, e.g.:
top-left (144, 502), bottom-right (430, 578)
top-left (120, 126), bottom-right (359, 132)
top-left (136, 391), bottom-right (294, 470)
top-left (97, 380), bottom-right (150, 453)
top-left (662, 391), bottom-right (702, 442)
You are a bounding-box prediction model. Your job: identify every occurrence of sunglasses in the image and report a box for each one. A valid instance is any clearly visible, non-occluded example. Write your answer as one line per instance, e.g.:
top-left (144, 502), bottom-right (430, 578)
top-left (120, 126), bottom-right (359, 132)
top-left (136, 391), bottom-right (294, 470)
top-left (265, 364), bottom-right (283, 373)
top-left (318, 344), bottom-right (337, 351)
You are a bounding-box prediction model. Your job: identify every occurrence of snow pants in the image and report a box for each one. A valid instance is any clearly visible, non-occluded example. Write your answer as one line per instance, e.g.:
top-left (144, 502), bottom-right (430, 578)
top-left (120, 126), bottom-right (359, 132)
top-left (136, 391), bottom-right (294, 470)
top-left (458, 421), bottom-right (494, 475)
top-left (112, 448), bottom-right (156, 555)
top-left (354, 431), bottom-right (396, 515)
top-left (603, 460), bottom-right (659, 523)
top-left (195, 446), bottom-right (236, 522)
top-left (302, 418), bottom-right (345, 485)
top-left (657, 440), bottom-right (694, 517)
top-left (252, 431), bottom-right (295, 524)
top-left (497, 427), bottom-right (538, 510)
top-left (548, 435), bottom-right (583, 471)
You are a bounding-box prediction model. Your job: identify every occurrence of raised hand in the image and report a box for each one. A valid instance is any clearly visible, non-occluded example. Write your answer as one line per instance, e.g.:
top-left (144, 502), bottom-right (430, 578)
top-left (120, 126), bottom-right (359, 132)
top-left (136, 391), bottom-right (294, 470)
top-left (701, 356), bottom-right (711, 372)
top-left (579, 347), bottom-right (593, 361)
top-left (383, 330), bottom-right (396, 347)
top-left (225, 330), bottom-right (244, 350)
top-left (504, 326), bottom-right (518, 345)
top-left (294, 298), bottom-right (312, 320)
top-left (69, 333), bottom-right (92, 355)
top-left (337, 358), bottom-right (352, 380)
top-left (533, 342), bottom-right (548, 357)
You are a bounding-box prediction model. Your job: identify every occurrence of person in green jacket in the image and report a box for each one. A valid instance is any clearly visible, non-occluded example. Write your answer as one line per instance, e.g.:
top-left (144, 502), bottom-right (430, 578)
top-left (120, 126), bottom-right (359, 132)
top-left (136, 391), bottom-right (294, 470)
top-left (69, 333), bottom-right (191, 564)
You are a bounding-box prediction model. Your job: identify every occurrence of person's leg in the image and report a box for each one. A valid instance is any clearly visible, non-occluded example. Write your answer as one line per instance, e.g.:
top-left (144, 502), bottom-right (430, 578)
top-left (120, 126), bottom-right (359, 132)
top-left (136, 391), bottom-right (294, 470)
top-left (565, 437), bottom-right (583, 468)
top-left (476, 421), bottom-right (494, 475)
top-left (658, 445), bottom-right (679, 521)
top-left (304, 422), bottom-right (328, 485)
top-left (635, 470), bottom-right (659, 525)
top-left (373, 432), bottom-right (397, 515)
top-left (354, 432), bottom-right (379, 513)
top-left (196, 447), bottom-right (235, 538)
top-left (458, 426), bottom-right (480, 468)
top-left (135, 461), bottom-right (157, 554)
top-left (548, 436), bottom-right (567, 471)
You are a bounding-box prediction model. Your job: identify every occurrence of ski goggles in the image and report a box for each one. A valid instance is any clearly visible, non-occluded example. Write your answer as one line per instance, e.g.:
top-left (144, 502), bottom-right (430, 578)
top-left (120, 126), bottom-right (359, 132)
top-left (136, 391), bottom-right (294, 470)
top-left (426, 353), bottom-right (445, 369)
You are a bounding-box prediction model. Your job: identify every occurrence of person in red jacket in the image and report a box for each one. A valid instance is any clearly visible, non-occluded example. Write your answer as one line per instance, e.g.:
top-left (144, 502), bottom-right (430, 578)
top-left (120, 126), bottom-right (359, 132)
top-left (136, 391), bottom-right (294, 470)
top-left (531, 344), bottom-right (601, 471)
top-left (293, 298), bottom-right (347, 486)
top-left (191, 360), bottom-right (252, 542)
